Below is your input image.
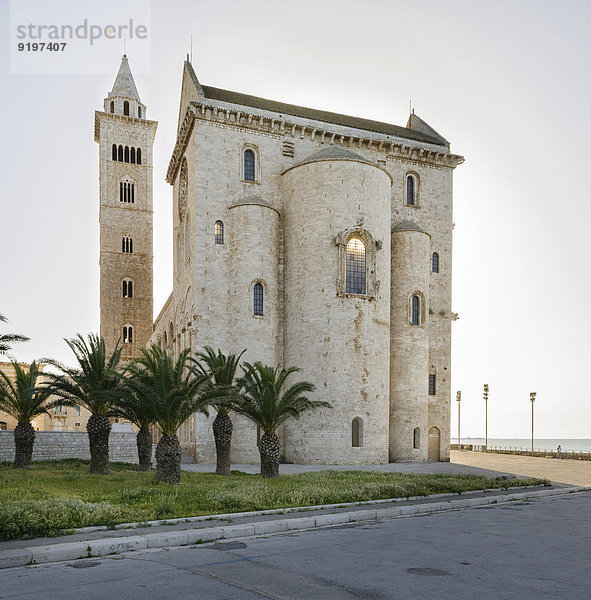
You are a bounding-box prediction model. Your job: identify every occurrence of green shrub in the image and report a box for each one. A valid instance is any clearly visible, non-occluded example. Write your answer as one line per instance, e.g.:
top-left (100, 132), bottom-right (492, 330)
top-left (0, 498), bottom-right (127, 540)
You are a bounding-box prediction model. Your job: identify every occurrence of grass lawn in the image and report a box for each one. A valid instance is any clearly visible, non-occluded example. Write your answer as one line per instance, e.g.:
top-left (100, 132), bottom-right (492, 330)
top-left (0, 459), bottom-right (549, 541)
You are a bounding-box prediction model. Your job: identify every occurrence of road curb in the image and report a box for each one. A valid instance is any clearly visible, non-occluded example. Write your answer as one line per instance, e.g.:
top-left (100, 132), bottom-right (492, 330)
top-left (1, 485), bottom-right (588, 570)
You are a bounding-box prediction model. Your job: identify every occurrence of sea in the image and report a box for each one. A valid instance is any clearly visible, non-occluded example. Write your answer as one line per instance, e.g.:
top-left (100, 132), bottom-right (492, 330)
top-left (450, 438), bottom-right (591, 453)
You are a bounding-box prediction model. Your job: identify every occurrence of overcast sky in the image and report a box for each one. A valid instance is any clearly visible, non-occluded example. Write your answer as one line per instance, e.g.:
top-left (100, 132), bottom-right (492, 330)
top-left (1, 0), bottom-right (590, 439)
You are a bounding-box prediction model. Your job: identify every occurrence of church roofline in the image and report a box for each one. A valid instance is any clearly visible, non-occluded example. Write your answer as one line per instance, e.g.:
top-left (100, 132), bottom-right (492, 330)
top-left (201, 85), bottom-right (445, 147)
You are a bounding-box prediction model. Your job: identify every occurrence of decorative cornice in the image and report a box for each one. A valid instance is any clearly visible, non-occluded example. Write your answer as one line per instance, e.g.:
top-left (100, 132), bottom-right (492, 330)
top-left (94, 110), bottom-right (157, 144)
top-left (165, 101), bottom-right (465, 185)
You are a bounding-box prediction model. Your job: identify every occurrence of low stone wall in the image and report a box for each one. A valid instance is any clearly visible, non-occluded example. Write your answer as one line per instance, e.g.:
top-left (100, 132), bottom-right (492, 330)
top-left (0, 431), bottom-right (145, 464)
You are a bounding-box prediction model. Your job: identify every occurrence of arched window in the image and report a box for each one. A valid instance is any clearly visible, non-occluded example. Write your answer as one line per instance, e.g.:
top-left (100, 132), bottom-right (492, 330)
top-left (130, 147), bottom-right (136, 164)
top-left (406, 174), bottom-right (416, 206)
top-left (244, 149), bottom-right (255, 182)
top-left (122, 236), bottom-right (133, 253)
top-left (253, 282), bottom-right (264, 316)
top-left (214, 220), bottom-right (224, 245)
top-left (112, 144), bottom-right (117, 161)
top-left (345, 238), bottom-right (366, 294)
top-left (124, 146), bottom-right (130, 163)
top-left (432, 252), bottom-right (439, 273)
top-left (411, 295), bottom-right (421, 325)
top-left (109, 101), bottom-right (114, 113)
top-left (122, 278), bottom-right (133, 298)
top-left (123, 101), bottom-right (129, 116)
top-left (138, 106), bottom-right (142, 118)
top-left (119, 181), bottom-right (135, 203)
top-left (352, 417), bottom-right (363, 447)
top-left (136, 148), bottom-right (141, 165)
top-left (118, 145), bottom-right (123, 161)
top-left (413, 427), bottom-right (420, 449)
top-left (123, 325), bottom-right (133, 343)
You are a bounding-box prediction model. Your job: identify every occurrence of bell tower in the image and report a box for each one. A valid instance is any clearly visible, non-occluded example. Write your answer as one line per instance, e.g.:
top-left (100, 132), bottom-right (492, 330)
top-left (94, 55), bottom-right (157, 359)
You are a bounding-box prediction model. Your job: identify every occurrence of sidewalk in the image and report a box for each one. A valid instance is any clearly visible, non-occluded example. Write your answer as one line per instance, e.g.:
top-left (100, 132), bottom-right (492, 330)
top-left (450, 450), bottom-right (591, 486)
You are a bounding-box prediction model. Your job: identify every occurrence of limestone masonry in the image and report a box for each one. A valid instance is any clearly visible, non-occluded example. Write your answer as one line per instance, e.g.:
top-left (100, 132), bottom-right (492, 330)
top-left (98, 56), bottom-right (464, 465)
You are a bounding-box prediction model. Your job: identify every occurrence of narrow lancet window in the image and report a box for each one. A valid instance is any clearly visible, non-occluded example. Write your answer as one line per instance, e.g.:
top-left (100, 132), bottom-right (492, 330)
top-left (406, 175), bottom-right (415, 206)
top-left (345, 238), bottom-right (366, 294)
top-left (112, 144), bottom-right (117, 160)
top-left (118, 145), bottom-right (123, 161)
top-left (130, 147), bottom-right (136, 164)
top-left (122, 236), bottom-right (133, 253)
top-left (411, 295), bottom-right (421, 325)
top-left (214, 220), bottom-right (224, 245)
top-left (413, 427), bottom-right (420, 449)
top-left (137, 148), bottom-right (141, 165)
top-left (244, 149), bottom-right (255, 182)
top-left (429, 374), bottom-right (436, 395)
top-left (138, 106), bottom-right (142, 118)
top-left (123, 101), bottom-right (129, 116)
top-left (124, 146), bottom-right (129, 163)
top-left (253, 283), bottom-right (264, 316)
top-left (352, 418), bottom-right (363, 447)
top-left (123, 325), bottom-right (133, 343)
top-left (122, 279), bottom-right (133, 298)
top-left (110, 101), bottom-right (114, 113)
top-left (432, 252), bottom-right (439, 273)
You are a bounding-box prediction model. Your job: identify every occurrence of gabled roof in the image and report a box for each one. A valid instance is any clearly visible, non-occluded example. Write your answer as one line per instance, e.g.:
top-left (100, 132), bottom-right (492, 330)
top-left (108, 55), bottom-right (141, 101)
top-left (200, 85), bottom-right (446, 147)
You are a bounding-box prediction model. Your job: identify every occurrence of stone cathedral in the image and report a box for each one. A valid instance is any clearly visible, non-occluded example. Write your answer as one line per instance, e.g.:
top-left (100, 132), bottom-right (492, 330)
top-left (96, 56), bottom-right (464, 465)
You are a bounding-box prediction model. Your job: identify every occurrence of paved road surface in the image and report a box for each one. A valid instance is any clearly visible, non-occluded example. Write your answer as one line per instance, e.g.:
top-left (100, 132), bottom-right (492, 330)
top-left (1, 491), bottom-right (589, 600)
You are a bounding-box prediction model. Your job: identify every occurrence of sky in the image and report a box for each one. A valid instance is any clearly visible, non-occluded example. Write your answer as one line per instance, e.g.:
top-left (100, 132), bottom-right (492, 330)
top-left (1, 0), bottom-right (590, 439)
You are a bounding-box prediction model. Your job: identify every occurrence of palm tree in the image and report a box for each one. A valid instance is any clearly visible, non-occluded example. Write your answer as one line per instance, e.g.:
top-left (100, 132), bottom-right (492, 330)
top-left (124, 345), bottom-right (213, 484)
top-left (111, 389), bottom-right (155, 471)
top-left (0, 361), bottom-right (57, 468)
top-left (196, 347), bottom-right (245, 476)
top-left (43, 334), bottom-right (123, 475)
top-left (0, 313), bottom-right (29, 355)
top-left (235, 362), bottom-right (330, 478)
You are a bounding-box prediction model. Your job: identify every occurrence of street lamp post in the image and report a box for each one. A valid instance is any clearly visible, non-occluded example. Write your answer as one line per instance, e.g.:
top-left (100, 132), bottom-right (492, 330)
top-left (530, 392), bottom-right (537, 456)
top-left (483, 384), bottom-right (489, 452)
top-left (456, 391), bottom-right (461, 448)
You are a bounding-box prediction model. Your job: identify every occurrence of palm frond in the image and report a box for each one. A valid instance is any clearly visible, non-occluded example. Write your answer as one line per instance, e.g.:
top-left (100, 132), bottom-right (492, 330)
top-left (41, 333), bottom-right (123, 416)
top-left (0, 360), bottom-right (55, 423)
top-left (123, 345), bottom-right (214, 436)
top-left (234, 362), bottom-right (329, 434)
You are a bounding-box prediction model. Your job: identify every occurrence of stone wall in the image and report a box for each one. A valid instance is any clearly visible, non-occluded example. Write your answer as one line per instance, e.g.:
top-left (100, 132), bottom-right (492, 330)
top-left (0, 431), bottom-right (145, 464)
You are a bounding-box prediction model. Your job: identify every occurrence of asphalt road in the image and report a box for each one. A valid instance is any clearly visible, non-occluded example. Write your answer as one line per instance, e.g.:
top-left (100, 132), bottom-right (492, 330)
top-left (1, 491), bottom-right (589, 600)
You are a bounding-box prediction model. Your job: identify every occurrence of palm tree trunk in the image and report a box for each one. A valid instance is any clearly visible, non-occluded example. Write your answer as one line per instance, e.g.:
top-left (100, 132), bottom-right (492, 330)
top-left (212, 412), bottom-right (233, 475)
top-left (14, 421), bottom-right (35, 468)
top-left (136, 429), bottom-right (153, 471)
top-left (86, 414), bottom-right (111, 475)
top-left (258, 431), bottom-right (280, 478)
top-left (155, 434), bottom-right (181, 484)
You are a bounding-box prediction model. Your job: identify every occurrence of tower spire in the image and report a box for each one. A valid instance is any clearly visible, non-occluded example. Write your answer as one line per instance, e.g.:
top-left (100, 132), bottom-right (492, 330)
top-left (104, 55), bottom-right (145, 119)
top-left (109, 55), bottom-right (141, 101)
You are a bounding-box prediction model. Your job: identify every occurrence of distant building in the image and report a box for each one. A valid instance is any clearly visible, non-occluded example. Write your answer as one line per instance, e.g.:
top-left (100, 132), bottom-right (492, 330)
top-left (0, 361), bottom-right (91, 431)
top-left (97, 56), bottom-right (464, 464)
